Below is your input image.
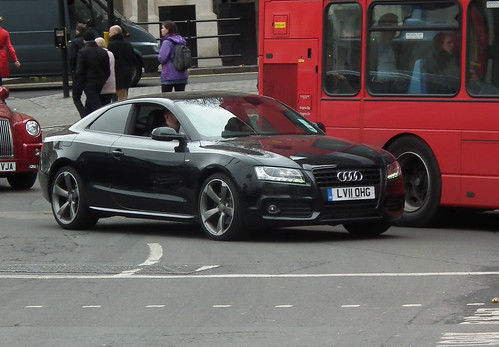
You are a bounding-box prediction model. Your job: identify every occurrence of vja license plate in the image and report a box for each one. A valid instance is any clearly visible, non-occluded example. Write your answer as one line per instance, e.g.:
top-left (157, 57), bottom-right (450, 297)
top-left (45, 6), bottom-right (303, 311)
top-left (0, 162), bottom-right (16, 172)
top-left (328, 186), bottom-right (375, 201)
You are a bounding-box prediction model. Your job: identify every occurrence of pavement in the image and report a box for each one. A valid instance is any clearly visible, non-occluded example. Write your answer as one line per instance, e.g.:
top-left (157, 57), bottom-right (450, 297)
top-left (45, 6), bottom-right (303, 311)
top-left (4, 67), bottom-right (259, 133)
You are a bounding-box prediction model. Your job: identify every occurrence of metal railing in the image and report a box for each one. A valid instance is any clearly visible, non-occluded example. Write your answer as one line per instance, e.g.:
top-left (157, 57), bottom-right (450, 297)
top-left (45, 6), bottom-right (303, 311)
top-left (134, 17), bottom-right (243, 62)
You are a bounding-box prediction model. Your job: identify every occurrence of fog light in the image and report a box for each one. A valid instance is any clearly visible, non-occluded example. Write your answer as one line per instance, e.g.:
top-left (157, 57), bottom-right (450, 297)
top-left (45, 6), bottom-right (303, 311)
top-left (267, 204), bottom-right (280, 215)
top-left (29, 165), bottom-right (39, 170)
top-left (34, 148), bottom-right (41, 156)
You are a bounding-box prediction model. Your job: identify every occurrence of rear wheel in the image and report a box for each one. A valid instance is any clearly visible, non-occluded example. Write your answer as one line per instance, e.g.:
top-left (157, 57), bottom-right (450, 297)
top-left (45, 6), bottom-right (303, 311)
top-left (198, 173), bottom-right (245, 241)
top-left (387, 137), bottom-right (441, 227)
top-left (7, 172), bottom-right (37, 190)
top-left (50, 166), bottom-right (98, 229)
top-left (130, 57), bottom-right (143, 86)
top-left (343, 220), bottom-right (391, 237)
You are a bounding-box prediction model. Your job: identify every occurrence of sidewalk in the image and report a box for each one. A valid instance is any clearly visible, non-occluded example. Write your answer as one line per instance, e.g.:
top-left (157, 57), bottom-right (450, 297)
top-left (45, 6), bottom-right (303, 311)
top-left (6, 71), bottom-right (259, 132)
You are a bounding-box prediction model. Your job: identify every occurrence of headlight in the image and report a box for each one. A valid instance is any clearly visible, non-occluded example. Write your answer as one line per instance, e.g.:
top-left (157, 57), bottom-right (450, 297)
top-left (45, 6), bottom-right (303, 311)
top-left (25, 120), bottom-right (41, 137)
top-left (255, 166), bottom-right (305, 184)
top-left (386, 161), bottom-right (402, 180)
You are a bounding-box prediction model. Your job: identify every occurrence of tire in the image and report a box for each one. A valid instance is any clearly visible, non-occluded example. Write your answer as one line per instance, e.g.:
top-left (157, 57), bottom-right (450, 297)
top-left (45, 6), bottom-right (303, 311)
top-left (130, 57), bottom-right (143, 87)
top-left (343, 220), bottom-right (391, 237)
top-left (50, 166), bottom-right (98, 230)
top-left (198, 173), bottom-right (245, 241)
top-left (387, 137), bottom-right (441, 227)
top-left (7, 172), bottom-right (37, 190)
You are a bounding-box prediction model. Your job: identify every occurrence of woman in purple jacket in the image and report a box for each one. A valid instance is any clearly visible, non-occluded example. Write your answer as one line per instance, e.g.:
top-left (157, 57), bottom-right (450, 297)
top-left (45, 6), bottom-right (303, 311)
top-left (158, 21), bottom-right (188, 92)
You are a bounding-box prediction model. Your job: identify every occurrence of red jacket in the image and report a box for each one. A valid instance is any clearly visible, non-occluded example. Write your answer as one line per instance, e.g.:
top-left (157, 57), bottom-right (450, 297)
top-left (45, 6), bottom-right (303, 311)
top-left (0, 27), bottom-right (18, 77)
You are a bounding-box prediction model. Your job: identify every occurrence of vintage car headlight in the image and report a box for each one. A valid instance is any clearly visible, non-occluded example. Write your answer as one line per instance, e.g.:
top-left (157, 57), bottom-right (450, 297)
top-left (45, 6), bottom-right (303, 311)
top-left (255, 166), bottom-right (305, 183)
top-left (25, 120), bottom-right (41, 137)
top-left (387, 161), bottom-right (402, 180)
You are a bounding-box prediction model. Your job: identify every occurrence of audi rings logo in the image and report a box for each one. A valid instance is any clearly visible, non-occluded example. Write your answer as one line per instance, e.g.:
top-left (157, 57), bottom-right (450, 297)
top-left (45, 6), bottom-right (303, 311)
top-left (337, 171), bottom-right (363, 182)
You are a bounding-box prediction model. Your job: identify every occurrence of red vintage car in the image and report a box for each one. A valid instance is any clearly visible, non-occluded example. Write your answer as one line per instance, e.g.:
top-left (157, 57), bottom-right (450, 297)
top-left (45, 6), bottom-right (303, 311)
top-left (0, 86), bottom-right (42, 189)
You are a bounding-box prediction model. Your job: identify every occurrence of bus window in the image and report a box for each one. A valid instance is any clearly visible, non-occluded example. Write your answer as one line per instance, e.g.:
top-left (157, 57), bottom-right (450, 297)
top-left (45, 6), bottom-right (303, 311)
top-left (367, 2), bottom-right (461, 95)
top-left (467, 0), bottom-right (499, 96)
top-left (323, 3), bottom-right (362, 95)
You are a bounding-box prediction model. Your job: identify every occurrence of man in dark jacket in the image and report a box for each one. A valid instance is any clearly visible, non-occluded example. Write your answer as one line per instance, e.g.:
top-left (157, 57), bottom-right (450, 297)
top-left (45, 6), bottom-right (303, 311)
top-left (76, 30), bottom-right (110, 117)
top-left (68, 23), bottom-right (87, 117)
top-left (108, 25), bottom-right (134, 100)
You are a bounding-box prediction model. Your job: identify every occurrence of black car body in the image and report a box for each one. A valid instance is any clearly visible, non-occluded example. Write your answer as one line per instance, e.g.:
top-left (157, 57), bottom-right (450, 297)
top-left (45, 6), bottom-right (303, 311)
top-left (39, 92), bottom-right (404, 240)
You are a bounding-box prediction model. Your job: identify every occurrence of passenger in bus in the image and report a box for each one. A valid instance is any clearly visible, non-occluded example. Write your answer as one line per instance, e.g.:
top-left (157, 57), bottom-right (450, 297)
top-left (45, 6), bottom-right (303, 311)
top-left (370, 13), bottom-right (406, 93)
top-left (468, 63), bottom-right (499, 95)
top-left (424, 32), bottom-right (460, 94)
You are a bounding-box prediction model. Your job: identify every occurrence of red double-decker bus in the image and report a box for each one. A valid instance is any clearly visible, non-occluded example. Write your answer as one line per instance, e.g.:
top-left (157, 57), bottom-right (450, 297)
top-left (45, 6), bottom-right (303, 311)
top-left (259, 0), bottom-right (499, 226)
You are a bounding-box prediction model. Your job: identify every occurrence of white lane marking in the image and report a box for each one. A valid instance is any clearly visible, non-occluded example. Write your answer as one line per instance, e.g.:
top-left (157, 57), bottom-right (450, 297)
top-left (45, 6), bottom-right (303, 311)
top-left (25, 305), bottom-right (43, 308)
top-left (195, 265), bottom-right (220, 272)
top-left (341, 305), bottom-right (361, 308)
top-left (437, 332), bottom-right (499, 346)
top-left (146, 305), bottom-right (166, 308)
top-left (275, 305), bottom-right (293, 308)
top-left (139, 243), bottom-right (163, 266)
top-left (461, 308), bottom-right (499, 324)
top-left (114, 269), bottom-right (142, 277)
top-left (213, 305), bottom-right (232, 308)
top-left (402, 304), bottom-right (423, 307)
top-left (2, 271), bottom-right (499, 280)
top-left (467, 303), bottom-right (485, 306)
top-left (116, 243), bottom-right (164, 277)
top-left (82, 305), bottom-right (101, 308)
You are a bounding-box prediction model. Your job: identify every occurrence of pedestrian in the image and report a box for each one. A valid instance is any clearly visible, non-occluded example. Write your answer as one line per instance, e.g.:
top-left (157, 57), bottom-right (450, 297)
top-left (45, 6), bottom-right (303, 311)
top-left (75, 30), bottom-right (110, 117)
top-left (107, 25), bottom-right (134, 100)
top-left (95, 37), bottom-right (116, 105)
top-left (158, 21), bottom-right (188, 92)
top-left (69, 23), bottom-right (87, 117)
top-left (0, 16), bottom-right (21, 86)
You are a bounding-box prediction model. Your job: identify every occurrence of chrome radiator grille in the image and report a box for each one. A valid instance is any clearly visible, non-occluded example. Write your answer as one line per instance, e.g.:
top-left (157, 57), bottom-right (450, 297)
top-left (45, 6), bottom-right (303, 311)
top-left (313, 167), bottom-right (381, 188)
top-left (0, 119), bottom-right (14, 158)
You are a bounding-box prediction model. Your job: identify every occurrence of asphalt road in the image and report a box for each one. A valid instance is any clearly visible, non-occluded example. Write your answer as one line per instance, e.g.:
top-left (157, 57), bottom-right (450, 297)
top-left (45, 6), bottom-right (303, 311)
top-left (1, 177), bottom-right (498, 346)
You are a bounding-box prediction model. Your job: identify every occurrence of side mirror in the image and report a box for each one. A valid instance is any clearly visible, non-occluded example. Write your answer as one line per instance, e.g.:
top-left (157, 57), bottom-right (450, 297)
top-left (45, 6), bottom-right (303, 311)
top-left (0, 86), bottom-right (10, 101)
top-left (151, 126), bottom-right (188, 152)
top-left (316, 122), bottom-right (326, 133)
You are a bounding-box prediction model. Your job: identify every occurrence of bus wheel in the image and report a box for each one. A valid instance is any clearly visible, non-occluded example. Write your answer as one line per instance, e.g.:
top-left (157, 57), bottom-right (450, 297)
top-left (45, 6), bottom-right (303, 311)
top-left (387, 137), bottom-right (441, 227)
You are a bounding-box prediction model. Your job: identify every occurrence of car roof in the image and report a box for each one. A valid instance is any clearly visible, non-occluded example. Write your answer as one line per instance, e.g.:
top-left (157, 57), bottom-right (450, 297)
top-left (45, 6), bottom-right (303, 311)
top-left (129, 90), bottom-right (258, 101)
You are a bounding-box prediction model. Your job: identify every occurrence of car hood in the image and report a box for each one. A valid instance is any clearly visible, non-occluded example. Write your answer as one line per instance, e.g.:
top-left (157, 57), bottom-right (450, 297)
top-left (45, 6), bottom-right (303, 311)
top-left (202, 135), bottom-right (387, 169)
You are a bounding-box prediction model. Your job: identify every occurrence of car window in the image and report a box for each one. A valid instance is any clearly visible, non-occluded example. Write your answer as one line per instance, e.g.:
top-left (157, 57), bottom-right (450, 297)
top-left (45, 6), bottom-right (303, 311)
top-left (88, 104), bottom-right (131, 134)
top-left (176, 96), bottom-right (321, 139)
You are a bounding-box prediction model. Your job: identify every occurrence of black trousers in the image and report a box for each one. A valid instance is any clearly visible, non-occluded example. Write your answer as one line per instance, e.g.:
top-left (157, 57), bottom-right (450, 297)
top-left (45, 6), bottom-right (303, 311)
top-left (162, 83), bottom-right (186, 92)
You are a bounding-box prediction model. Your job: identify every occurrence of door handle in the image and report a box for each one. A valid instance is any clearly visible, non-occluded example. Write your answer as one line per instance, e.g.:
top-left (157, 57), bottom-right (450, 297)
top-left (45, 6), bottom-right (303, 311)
top-left (111, 148), bottom-right (124, 158)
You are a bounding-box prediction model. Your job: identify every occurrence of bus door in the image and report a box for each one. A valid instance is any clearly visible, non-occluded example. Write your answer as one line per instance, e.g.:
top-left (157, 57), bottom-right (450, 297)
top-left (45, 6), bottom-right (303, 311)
top-left (321, 2), bottom-right (363, 142)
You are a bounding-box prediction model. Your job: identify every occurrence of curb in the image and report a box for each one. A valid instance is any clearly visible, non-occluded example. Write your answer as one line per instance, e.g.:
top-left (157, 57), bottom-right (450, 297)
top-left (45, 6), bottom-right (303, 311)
top-left (3, 65), bottom-right (259, 87)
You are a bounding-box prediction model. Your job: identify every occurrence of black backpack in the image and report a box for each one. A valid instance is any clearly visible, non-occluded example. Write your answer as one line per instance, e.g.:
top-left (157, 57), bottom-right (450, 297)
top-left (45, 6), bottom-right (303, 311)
top-left (168, 39), bottom-right (192, 72)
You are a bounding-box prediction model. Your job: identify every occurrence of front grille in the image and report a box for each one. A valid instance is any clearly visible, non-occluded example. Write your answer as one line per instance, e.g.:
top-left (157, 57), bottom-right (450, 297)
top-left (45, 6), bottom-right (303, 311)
top-left (0, 119), bottom-right (14, 158)
top-left (313, 167), bottom-right (381, 188)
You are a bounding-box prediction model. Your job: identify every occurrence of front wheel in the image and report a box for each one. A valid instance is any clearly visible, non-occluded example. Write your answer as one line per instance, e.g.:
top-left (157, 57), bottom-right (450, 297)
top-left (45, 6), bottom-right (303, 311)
top-left (387, 137), bottom-right (441, 227)
top-left (343, 220), bottom-right (391, 237)
top-left (50, 166), bottom-right (98, 230)
top-left (7, 172), bottom-right (37, 190)
top-left (198, 173), bottom-right (245, 241)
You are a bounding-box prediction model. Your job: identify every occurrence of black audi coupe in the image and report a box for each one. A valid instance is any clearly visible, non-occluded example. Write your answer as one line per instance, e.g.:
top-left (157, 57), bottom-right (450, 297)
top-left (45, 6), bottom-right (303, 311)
top-left (39, 92), bottom-right (404, 240)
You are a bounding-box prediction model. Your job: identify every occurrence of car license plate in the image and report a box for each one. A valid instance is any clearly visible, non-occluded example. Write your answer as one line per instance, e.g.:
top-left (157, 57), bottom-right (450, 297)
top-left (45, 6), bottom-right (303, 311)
top-left (0, 162), bottom-right (16, 172)
top-left (327, 186), bottom-right (375, 201)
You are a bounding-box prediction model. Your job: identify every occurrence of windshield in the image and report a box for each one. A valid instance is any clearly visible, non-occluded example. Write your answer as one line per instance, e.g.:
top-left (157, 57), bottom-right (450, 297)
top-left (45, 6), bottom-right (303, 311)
top-left (175, 96), bottom-right (323, 139)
